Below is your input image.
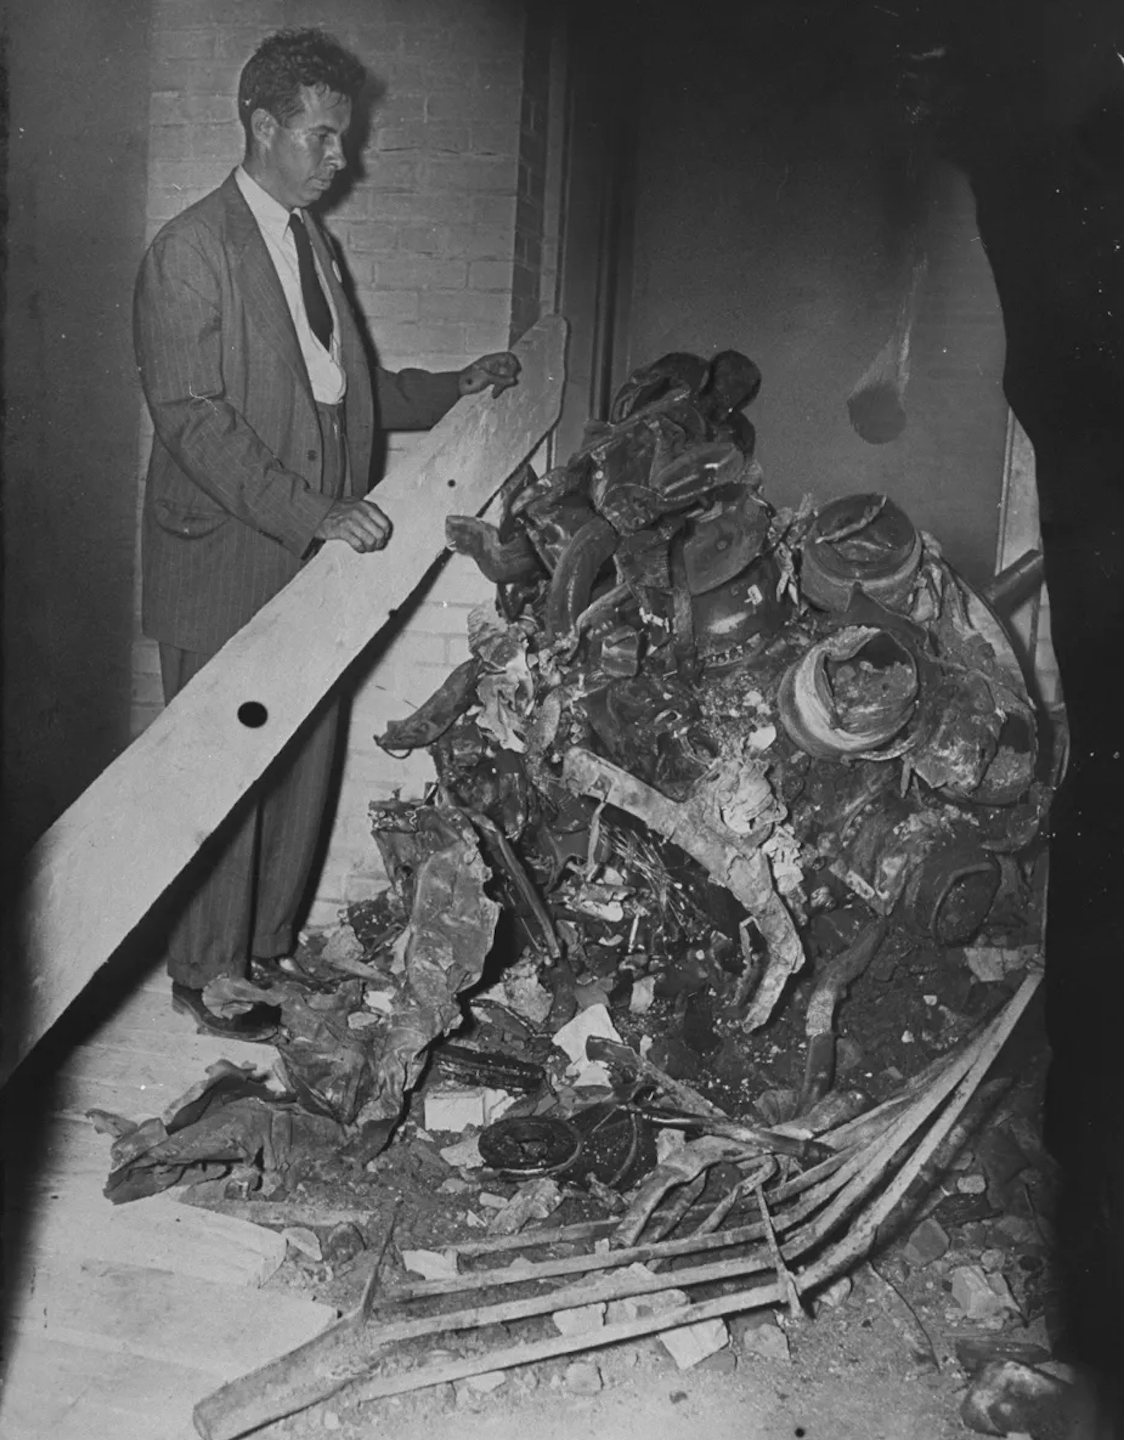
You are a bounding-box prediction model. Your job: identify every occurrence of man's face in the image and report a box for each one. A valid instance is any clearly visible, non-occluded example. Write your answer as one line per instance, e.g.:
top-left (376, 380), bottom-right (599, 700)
top-left (252, 84), bottom-right (351, 210)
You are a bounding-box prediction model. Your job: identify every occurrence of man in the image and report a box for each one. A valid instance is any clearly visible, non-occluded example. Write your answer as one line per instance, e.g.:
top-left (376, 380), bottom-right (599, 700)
top-left (134, 29), bottom-right (517, 1038)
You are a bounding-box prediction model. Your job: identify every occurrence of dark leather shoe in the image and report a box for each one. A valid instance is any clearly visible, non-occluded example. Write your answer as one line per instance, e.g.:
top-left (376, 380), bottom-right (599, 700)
top-left (171, 981), bottom-right (281, 1041)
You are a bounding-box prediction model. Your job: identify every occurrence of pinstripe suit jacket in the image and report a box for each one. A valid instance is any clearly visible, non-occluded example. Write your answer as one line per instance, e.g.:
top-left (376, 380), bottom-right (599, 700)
top-left (135, 170), bottom-right (460, 653)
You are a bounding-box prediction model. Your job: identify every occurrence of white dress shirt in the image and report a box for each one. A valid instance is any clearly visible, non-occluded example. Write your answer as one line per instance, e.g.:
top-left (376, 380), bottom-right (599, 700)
top-left (235, 166), bottom-right (346, 405)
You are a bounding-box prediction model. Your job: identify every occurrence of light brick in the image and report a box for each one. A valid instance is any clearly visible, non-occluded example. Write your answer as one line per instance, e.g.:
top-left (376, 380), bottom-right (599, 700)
top-left (155, 28), bottom-right (217, 61)
top-left (475, 21), bottom-right (529, 58)
top-left (412, 321), bottom-right (470, 353)
top-left (152, 0), bottom-right (284, 23)
top-left (378, 122), bottom-right (470, 154)
top-left (375, 90), bottom-right (427, 122)
top-left (150, 58), bottom-right (239, 94)
top-left (365, 320), bottom-right (433, 354)
top-left (329, 184), bottom-right (378, 220)
top-left (470, 123), bottom-right (517, 158)
top-left (150, 92), bottom-right (238, 125)
top-left (419, 55), bottom-right (500, 87)
top-left (149, 124), bottom-right (238, 162)
top-left (379, 22), bottom-right (438, 56)
top-left (214, 25), bottom-right (273, 62)
top-left (374, 256), bottom-right (468, 290)
top-left (345, 256), bottom-right (379, 289)
top-left (344, 875), bottom-right (388, 902)
top-left (449, 16), bottom-right (523, 55)
top-left (476, 58), bottom-right (526, 89)
top-left (415, 600), bottom-right (477, 635)
top-left (342, 221), bottom-right (402, 254)
top-left (377, 629), bottom-right (448, 672)
top-left (396, 223), bottom-right (446, 254)
top-left (370, 194), bottom-right (469, 225)
top-left (398, 23), bottom-right (518, 61)
top-left (419, 289), bottom-right (508, 323)
top-left (148, 159), bottom-right (233, 197)
top-left (377, 45), bottom-right (426, 77)
top-left (148, 192), bottom-right (191, 225)
top-left (361, 290), bottom-right (420, 321)
top-left (368, 156), bottom-right (421, 191)
top-left (468, 259), bottom-right (512, 292)
top-left (472, 194), bottom-right (518, 227)
top-left (394, 0), bottom-right (479, 20)
top-left (425, 89), bottom-right (521, 125)
top-left (444, 634), bottom-right (471, 665)
top-left (424, 156), bottom-right (517, 193)
top-left (442, 223), bottom-right (510, 260)
top-left (388, 351), bottom-right (467, 374)
top-left (464, 321), bottom-right (510, 355)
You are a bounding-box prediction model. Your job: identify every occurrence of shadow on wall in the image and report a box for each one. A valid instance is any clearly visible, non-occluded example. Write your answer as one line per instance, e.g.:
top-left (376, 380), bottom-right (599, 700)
top-left (619, 0), bottom-right (1008, 586)
top-left (2, 0), bottom-right (154, 861)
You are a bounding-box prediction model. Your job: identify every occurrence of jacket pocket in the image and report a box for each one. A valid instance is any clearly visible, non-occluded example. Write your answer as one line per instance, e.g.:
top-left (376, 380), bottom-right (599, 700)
top-left (152, 497), bottom-right (229, 538)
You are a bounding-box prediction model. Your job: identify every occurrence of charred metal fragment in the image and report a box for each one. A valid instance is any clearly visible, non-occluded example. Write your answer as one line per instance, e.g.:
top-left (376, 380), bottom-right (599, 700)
top-left (544, 516), bottom-right (618, 641)
top-left (444, 515), bottom-right (544, 584)
top-left (376, 657), bottom-right (482, 753)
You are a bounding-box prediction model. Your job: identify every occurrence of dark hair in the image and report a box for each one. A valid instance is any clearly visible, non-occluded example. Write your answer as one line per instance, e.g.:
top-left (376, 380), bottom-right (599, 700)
top-left (238, 29), bottom-right (365, 144)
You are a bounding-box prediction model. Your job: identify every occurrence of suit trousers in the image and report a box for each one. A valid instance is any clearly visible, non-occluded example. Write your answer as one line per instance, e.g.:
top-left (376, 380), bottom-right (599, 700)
top-left (157, 401), bottom-right (345, 988)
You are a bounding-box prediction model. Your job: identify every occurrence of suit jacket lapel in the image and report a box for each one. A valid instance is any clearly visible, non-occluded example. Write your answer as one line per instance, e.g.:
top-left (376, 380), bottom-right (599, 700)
top-left (220, 173), bottom-right (313, 401)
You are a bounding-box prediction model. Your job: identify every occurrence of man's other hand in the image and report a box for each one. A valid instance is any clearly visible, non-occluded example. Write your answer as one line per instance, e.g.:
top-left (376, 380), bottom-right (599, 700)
top-left (314, 497), bottom-right (392, 552)
top-left (458, 351), bottom-right (521, 398)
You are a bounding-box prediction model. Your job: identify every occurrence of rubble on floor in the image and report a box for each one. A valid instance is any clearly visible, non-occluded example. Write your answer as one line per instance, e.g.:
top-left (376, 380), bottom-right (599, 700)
top-left (97, 347), bottom-right (1070, 1438)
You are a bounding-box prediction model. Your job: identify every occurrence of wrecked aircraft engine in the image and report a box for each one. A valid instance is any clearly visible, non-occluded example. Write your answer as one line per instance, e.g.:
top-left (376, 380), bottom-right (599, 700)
top-left (374, 348), bottom-right (1047, 1064)
top-left (100, 349), bottom-right (1049, 1215)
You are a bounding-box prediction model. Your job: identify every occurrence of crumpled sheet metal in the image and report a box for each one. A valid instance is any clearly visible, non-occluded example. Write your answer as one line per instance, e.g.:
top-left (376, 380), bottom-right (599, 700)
top-left (367, 804), bottom-right (500, 1120)
top-left (276, 991), bottom-right (372, 1124)
top-left (561, 747), bottom-right (805, 1031)
top-left (912, 565), bottom-right (1037, 803)
top-left (91, 1061), bottom-right (345, 1204)
top-left (200, 974), bottom-right (376, 1126)
top-left (376, 657), bottom-right (481, 752)
top-left (372, 345), bottom-right (1048, 1041)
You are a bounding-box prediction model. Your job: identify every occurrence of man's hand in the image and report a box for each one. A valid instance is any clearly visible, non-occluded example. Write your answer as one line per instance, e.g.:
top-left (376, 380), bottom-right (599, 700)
top-left (458, 351), bottom-right (521, 398)
top-left (314, 497), bottom-right (392, 553)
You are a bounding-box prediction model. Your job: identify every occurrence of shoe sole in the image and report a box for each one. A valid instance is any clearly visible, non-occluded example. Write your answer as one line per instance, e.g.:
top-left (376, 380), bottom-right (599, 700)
top-left (171, 992), bottom-right (279, 1042)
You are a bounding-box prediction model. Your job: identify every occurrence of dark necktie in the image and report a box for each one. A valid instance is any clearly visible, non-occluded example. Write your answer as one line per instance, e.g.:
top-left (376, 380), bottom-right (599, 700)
top-left (289, 211), bottom-right (333, 351)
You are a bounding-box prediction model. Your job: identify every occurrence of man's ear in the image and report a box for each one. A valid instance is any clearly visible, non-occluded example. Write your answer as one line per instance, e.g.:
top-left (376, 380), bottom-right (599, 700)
top-left (250, 107), bottom-right (278, 152)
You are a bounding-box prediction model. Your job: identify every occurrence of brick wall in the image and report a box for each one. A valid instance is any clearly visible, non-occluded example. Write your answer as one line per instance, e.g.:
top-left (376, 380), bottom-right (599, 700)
top-left (130, 0), bottom-right (566, 929)
top-left (509, 5), bottom-right (554, 341)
